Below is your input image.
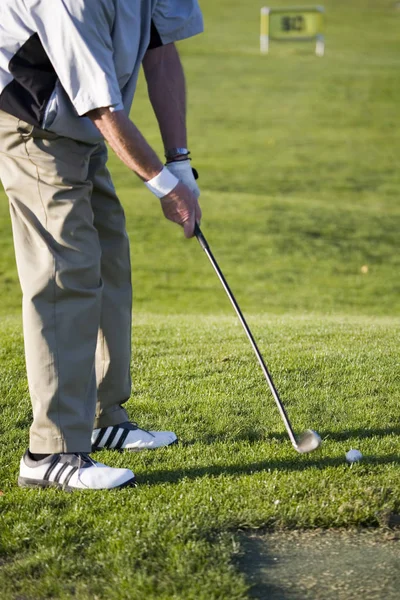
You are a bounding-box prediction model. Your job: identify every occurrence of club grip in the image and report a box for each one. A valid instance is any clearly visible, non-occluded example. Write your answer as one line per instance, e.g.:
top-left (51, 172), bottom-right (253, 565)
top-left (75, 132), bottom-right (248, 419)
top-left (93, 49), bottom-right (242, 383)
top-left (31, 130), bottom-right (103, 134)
top-left (194, 223), bottom-right (209, 251)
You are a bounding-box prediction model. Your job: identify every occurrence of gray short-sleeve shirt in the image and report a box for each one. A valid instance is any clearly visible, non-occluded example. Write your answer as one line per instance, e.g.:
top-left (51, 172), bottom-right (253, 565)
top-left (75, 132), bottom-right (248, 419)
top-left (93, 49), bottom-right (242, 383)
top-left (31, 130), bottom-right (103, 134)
top-left (0, 0), bottom-right (203, 142)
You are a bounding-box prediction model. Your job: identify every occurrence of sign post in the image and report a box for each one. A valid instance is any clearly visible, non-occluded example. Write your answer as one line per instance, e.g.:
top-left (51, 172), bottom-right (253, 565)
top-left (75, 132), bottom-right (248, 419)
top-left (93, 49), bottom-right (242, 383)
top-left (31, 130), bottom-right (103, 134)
top-left (260, 6), bottom-right (325, 56)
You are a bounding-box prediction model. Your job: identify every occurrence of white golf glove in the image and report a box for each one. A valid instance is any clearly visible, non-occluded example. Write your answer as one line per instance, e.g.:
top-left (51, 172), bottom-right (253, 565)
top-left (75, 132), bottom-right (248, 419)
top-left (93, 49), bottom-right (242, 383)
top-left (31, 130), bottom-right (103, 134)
top-left (166, 159), bottom-right (200, 199)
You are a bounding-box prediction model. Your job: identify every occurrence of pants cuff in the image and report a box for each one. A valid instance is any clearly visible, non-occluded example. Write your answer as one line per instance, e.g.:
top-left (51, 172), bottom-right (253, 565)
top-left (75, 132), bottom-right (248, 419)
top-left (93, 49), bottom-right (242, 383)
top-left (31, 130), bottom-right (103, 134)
top-left (94, 406), bottom-right (129, 429)
top-left (29, 435), bottom-right (92, 454)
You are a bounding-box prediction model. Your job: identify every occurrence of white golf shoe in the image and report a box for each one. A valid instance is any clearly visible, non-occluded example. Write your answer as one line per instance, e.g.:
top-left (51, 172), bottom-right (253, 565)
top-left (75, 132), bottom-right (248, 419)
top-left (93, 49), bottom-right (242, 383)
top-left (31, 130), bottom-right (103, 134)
top-left (91, 421), bottom-right (178, 452)
top-left (18, 451), bottom-right (136, 490)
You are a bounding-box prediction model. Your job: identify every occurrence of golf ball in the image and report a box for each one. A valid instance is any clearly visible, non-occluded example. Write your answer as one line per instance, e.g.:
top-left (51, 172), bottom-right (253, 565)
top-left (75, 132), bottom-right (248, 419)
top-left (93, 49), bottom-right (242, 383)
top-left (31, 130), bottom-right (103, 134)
top-left (345, 449), bottom-right (363, 463)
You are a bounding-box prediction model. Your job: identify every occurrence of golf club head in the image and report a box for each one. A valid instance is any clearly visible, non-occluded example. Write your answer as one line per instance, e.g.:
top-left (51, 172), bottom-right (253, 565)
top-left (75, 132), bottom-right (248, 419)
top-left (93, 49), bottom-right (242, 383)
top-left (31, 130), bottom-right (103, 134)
top-left (294, 429), bottom-right (322, 454)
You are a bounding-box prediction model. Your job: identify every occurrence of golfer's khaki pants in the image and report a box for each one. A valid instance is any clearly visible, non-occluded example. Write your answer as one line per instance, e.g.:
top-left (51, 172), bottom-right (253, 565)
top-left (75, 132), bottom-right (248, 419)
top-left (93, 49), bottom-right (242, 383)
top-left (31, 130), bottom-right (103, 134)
top-left (0, 111), bottom-right (132, 453)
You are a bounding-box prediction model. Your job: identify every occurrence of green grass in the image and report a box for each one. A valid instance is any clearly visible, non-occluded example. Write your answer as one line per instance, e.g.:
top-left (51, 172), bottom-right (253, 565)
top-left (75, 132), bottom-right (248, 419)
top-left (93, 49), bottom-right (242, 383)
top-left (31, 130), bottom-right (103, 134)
top-left (0, 315), bottom-right (399, 599)
top-left (1, 1), bottom-right (400, 598)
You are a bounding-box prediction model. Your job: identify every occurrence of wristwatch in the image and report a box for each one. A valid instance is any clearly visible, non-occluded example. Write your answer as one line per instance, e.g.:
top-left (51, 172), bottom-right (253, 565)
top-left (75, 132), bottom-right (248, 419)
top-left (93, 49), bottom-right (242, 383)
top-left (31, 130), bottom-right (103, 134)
top-left (165, 147), bottom-right (190, 162)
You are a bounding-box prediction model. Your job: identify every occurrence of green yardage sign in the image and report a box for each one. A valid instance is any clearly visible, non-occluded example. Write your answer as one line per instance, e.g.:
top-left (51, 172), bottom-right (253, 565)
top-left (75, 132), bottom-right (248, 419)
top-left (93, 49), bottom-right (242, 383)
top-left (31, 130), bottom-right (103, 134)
top-left (260, 6), bottom-right (325, 55)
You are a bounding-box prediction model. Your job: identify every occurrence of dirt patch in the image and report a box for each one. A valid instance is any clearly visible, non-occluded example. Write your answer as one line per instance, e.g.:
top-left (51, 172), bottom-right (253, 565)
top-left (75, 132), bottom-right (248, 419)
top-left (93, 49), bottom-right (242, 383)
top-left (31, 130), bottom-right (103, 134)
top-left (237, 529), bottom-right (400, 599)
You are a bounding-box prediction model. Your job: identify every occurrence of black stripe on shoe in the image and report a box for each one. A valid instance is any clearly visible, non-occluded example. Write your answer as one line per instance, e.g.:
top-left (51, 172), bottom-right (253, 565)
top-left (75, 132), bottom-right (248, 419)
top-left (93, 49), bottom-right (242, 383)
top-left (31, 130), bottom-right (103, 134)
top-left (54, 462), bottom-right (70, 484)
top-left (113, 428), bottom-right (130, 451)
top-left (92, 427), bottom-right (108, 449)
top-left (43, 455), bottom-right (61, 481)
top-left (103, 426), bottom-right (120, 449)
top-left (63, 466), bottom-right (78, 488)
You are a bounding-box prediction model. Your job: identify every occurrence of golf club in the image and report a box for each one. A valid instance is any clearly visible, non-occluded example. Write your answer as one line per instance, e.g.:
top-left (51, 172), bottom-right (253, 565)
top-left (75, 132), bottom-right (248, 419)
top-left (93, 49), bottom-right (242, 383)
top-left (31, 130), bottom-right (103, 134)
top-left (194, 223), bottom-right (321, 454)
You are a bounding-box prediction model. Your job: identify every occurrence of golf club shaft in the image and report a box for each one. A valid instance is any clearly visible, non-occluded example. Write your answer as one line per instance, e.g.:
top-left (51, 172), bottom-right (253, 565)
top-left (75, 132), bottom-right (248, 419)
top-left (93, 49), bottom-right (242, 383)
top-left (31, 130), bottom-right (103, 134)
top-left (195, 224), bottom-right (298, 448)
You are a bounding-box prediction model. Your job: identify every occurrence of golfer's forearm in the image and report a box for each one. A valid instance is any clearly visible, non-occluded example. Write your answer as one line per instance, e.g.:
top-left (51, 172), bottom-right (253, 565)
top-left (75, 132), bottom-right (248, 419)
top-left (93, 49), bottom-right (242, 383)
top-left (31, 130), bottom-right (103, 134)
top-left (143, 43), bottom-right (187, 151)
top-left (87, 108), bottom-right (163, 181)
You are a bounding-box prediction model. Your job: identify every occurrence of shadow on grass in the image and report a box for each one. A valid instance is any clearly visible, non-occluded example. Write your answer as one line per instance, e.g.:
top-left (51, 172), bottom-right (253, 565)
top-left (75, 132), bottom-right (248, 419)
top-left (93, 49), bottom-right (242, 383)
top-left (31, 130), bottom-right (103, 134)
top-left (184, 426), bottom-right (400, 446)
top-left (234, 535), bottom-right (293, 600)
top-left (141, 454), bottom-right (400, 486)
top-left (235, 534), bottom-right (295, 600)
top-left (319, 426), bottom-right (400, 442)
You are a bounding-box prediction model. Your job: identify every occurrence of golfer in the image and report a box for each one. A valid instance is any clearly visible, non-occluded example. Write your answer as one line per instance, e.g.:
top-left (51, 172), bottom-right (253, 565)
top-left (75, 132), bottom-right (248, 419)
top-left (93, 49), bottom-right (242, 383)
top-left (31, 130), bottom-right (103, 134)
top-left (0, 0), bottom-right (203, 490)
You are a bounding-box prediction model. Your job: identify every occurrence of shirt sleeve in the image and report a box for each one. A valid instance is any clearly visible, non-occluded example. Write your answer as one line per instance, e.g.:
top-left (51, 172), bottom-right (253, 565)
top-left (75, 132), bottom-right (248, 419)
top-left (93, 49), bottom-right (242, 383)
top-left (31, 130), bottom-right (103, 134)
top-left (152, 0), bottom-right (204, 46)
top-left (27, 0), bottom-right (123, 116)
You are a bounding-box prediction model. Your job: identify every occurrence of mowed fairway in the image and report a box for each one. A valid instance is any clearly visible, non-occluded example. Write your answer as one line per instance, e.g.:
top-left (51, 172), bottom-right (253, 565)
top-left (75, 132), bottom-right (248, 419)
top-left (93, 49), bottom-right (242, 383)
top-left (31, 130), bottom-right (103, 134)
top-left (0, 1), bottom-right (399, 598)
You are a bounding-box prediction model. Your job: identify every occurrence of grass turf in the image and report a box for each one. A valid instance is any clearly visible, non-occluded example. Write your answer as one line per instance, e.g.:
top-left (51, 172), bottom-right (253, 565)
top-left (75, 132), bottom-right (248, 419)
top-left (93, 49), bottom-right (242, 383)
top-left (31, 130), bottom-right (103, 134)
top-left (0, 314), bottom-right (399, 599)
top-left (0, 0), bottom-right (399, 598)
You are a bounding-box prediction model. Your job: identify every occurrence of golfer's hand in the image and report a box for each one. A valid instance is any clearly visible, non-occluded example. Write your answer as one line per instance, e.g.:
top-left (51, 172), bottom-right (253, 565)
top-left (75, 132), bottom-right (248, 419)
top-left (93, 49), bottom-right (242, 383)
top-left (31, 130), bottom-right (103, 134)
top-left (166, 159), bottom-right (200, 199)
top-left (160, 181), bottom-right (201, 238)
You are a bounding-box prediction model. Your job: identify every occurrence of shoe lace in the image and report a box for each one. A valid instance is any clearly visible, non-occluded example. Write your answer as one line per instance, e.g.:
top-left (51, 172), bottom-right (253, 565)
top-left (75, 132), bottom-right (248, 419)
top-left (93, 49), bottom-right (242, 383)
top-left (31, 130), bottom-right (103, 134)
top-left (74, 453), bottom-right (97, 489)
top-left (130, 421), bottom-right (155, 438)
top-left (73, 452), bottom-right (96, 467)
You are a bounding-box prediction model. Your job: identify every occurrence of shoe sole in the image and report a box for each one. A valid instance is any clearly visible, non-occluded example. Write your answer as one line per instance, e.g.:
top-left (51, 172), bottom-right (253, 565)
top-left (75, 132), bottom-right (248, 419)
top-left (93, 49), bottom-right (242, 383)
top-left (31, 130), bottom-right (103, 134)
top-left (17, 476), bottom-right (137, 491)
top-left (92, 437), bottom-right (179, 453)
